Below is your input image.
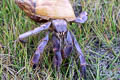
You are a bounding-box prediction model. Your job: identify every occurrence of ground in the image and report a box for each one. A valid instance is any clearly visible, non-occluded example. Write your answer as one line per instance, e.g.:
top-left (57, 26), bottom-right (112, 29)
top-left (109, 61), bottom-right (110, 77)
top-left (0, 0), bottom-right (120, 80)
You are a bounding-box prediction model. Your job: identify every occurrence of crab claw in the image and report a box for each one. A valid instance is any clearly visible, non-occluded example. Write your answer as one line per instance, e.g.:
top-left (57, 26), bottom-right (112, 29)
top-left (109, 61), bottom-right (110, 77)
top-left (52, 33), bottom-right (62, 71)
top-left (75, 11), bottom-right (88, 23)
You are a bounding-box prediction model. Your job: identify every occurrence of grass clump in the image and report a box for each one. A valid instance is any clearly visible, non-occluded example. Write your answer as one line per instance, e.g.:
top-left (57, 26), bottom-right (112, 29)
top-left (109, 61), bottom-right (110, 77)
top-left (0, 0), bottom-right (120, 80)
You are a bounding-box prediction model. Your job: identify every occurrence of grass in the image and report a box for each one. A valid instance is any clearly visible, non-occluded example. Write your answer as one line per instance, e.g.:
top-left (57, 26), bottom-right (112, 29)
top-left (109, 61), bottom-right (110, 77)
top-left (0, 0), bottom-right (120, 80)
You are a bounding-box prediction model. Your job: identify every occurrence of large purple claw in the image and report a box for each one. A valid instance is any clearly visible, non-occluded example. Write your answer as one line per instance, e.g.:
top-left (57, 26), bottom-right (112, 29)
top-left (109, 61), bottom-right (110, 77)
top-left (75, 11), bottom-right (88, 23)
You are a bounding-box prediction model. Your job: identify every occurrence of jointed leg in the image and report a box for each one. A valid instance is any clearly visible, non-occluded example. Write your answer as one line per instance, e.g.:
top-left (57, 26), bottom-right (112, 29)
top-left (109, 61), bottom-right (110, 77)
top-left (62, 31), bottom-right (73, 58)
top-left (31, 32), bottom-right (49, 68)
top-left (52, 34), bottom-right (62, 71)
top-left (19, 22), bottom-right (51, 42)
top-left (70, 31), bottom-right (86, 79)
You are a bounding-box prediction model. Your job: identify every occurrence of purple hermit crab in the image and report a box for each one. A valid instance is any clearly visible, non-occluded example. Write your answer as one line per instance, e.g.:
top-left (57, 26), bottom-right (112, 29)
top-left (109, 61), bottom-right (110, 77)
top-left (15, 0), bottom-right (88, 78)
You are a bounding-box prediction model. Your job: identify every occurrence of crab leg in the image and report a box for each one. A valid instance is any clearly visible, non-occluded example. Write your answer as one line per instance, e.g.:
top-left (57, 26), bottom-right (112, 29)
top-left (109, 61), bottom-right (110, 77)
top-left (62, 31), bottom-right (73, 58)
top-left (31, 32), bottom-right (49, 68)
top-left (70, 31), bottom-right (86, 79)
top-left (74, 11), bottom-right (88, 23)
top-left (52, 33), bottom-right (62, 71)
top-left (19, 22), bottom-right (51, 42)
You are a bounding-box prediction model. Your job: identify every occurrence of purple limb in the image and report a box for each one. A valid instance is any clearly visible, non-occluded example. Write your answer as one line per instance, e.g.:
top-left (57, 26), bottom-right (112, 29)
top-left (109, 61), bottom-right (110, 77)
top-left (70, 31), bottom-right (86, 79)
top-left (52, 33), bottom-right (62, 71)
top-left (31, 32), bottom-right (49, 68)
top-left (74, 11), bottom-right (88, 23)
top-left (62, 31), bottom-right (73, 58)
top-left (19, 22), bottom-right (51, 42)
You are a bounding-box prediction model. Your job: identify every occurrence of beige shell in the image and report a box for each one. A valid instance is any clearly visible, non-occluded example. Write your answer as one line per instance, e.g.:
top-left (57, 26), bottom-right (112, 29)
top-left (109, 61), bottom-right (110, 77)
top-left (15, 0), bottom-right (76, 21)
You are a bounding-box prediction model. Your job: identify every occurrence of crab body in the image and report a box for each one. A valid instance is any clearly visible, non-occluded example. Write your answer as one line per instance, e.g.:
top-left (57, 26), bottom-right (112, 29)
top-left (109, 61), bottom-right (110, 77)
top-left (15, 0), bottom-right (88, 79)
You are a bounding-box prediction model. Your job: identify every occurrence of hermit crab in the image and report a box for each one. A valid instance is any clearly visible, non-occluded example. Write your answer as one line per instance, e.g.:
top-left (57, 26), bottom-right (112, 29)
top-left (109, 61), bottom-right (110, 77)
top-left (15, 0), bottom-right (88, 78)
